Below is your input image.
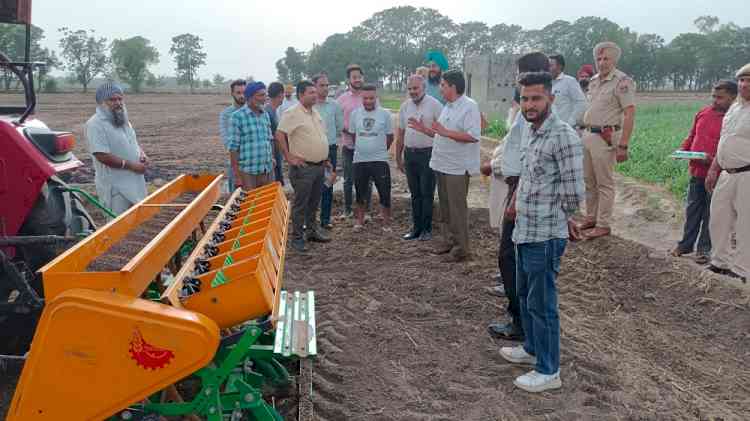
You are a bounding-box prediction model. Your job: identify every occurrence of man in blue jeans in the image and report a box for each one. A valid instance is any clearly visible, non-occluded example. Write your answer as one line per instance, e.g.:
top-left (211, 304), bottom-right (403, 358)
top-left (313, 73), bottom-right (344, 229)
top-left (499, 71), bottom-right (585, 393)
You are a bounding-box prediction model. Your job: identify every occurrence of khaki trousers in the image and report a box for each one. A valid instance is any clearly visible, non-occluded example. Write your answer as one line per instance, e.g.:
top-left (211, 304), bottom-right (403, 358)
top-left (238, 171), bottom-right (272, 190)
top-left (709, 171), bottom-right (750, 278)
top-left (582, 132), bottom-right (617, 229)
top-left (436, 171), bottom-right (470, 258)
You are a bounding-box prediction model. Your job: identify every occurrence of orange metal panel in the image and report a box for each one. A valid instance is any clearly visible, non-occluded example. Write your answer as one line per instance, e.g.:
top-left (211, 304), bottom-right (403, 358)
top-left (162, 186), bottom-right (244, 307)
top-left (40, 174), bottom-right (222, 300)
top-left (8, 289), bottom-right (219, 421)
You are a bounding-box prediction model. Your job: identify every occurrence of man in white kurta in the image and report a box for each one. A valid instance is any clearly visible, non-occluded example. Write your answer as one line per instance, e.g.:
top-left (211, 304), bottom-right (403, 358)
top-left (84, 82), bottom-right (148, 216)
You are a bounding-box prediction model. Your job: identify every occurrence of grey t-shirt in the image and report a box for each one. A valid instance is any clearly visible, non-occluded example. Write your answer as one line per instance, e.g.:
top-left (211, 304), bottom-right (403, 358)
top-left (399, 95), bottom-right (443, 148)
top-left (349, 106), bottom-right (393, 163)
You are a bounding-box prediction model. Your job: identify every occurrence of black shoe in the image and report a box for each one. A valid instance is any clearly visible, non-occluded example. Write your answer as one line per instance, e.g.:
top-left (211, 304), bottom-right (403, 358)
top-left (487, 322), bottom-right (524, 341)
top-left (724, 269), bottom-right (746, 281)
top-left (306, 229), bottom-right (331, 243)
top-left (291, 238), bottom-right (306, 252)
top-left (419, 231), bottom-right (433, 241)
top-left (707, 264), bottom-right (730, 275)
top-left (402, 230), bottom-right (421, 240)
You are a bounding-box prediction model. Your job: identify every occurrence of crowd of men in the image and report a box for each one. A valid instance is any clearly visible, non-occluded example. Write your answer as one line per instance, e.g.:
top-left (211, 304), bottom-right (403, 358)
top-left (83, 42), bottom-right (749, 394)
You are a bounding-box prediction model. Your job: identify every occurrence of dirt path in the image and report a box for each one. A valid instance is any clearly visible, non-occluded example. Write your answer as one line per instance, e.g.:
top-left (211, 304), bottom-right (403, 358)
top-left (281, 138), bottom-right (749, 420)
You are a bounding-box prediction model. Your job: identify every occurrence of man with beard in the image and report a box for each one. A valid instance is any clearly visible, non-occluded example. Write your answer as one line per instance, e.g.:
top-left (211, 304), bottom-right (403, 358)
top-left (349, 84), bottom-right (394, 231)
top-left (338, 64), bottom-right (372, 219)
top-left (277, 80), bottom-right (332, 252)
top-left (277, 83), bottom-right (298, 117)
top-left (671, 80), bottom-right (737, 265)
top-left (579, 42), bottom-right (636, 240)
top-left (705, 63), bottom-right (750, 282)
top-left (482, 52), bottom-right (550, 342)
top-left (425, 50), bottom-right (448, 105)
top-left (499, 71), bottom-right (584, 393)
top-left (413, 69), bottom-right (481, 262)
top-left (313, 73), bottom-right (344, 229)
top-left (397, 74), bottom-right (443, 241)
top-left (265, 82), bottom-right (286, 185)
top-left (219, 79), bottom-right (246, 191)
top-left (576, 64), bottom-right (595, 93)
top-left (228, 82), bottom-right (274, 190)
top-left (85, 82), bottom-right (148, 216)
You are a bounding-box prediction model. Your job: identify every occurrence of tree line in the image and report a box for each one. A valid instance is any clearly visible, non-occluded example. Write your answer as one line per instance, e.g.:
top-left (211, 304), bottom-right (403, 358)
top-left (276, 7), bottom-right (750, 91)
top-left (0, 23), bottom-right (221, 93)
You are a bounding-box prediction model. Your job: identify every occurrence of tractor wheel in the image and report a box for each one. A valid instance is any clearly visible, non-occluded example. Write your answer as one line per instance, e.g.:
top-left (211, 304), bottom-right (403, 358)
top-left (16, 176), bottom-right (95, 295)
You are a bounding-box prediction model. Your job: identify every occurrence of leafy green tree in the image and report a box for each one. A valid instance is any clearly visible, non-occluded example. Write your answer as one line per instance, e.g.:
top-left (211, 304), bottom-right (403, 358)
top-left (0, 24), bottom-right (54, 91)
top-left (169, 33), bottom-right (207, 93)
top-left (212, 73), bottom-right (225, 87)
top-left (110, 36), bottom-right (159, 93)
top-left (58, 27), bottom-right (108, 93)
top-left (452, 22), bottom-right (494, 68)
top-left (279, 47), bottom-right (306, 83)
top-left (275, 58), bottom-right (289, 83)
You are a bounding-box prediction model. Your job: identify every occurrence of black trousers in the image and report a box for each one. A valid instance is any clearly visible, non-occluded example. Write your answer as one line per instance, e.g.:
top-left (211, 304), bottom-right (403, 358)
top-left (677, 176), bottom-right (712, 255)
top-left (404, 147), bottom-right (436, 234)
top-left (498, 177), bottom-right (521, 328)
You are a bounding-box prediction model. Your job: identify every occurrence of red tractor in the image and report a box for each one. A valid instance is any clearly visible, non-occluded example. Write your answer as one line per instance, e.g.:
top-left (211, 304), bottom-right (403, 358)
top-left (0, 0), bottom-right (96, 355)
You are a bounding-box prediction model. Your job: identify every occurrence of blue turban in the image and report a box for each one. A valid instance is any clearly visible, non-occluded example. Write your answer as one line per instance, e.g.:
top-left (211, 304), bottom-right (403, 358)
top-left (244, 81), bottom-right (266, 99)
top-left (95, 82), bottom-right (124, 104)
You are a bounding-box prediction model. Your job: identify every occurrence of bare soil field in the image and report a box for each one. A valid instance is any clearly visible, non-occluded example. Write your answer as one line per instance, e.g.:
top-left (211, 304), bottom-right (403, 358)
top-left (2, 93), bottom-right (748, 420)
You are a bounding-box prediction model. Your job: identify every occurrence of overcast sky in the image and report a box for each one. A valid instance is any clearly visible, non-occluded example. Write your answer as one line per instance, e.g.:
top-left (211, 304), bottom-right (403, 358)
top-left (34, 0), bottom-right (747, 83)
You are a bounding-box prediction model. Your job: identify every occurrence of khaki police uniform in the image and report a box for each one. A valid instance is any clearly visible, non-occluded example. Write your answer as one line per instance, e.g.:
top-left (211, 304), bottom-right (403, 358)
top-left (709, 97), bottom-right (750, 278)
top-left (582, 68), bottom-right (636, 229)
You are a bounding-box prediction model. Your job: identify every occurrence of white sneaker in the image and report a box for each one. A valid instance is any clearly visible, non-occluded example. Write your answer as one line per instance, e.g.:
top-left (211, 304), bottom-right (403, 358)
top-left (336, 211), bottom-right (353, 220)
top-left (364, 214), bottom-right (373, 224)
top-left (353, 224), bottom-right (363, 232)
top-left (513, 370), bottom-right (561, 393)
top-left (499, 346), bottom-right (537, 365)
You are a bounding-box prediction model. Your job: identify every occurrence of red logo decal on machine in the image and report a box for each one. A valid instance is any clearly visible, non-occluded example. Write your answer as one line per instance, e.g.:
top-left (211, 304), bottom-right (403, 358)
top-left (129, 328), bottom-right (175, 370)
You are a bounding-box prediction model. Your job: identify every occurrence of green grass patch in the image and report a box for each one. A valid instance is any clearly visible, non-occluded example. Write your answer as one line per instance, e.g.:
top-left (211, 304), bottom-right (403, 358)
top-left (616, 102), bottom-right (704, 200)
top-left (485, 119), bottom-right (508, 139)
top-left (380, 96), bottom-right (402, 111)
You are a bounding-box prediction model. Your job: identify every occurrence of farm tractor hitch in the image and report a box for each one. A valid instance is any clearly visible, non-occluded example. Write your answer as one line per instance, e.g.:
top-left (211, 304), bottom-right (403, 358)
top-left (6, 175), bottom-right (316, 421)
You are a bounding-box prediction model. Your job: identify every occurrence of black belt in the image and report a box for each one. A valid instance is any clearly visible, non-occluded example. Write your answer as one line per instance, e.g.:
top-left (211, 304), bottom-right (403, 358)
top-left (305, 160), bottom-right (325, 166)
top-left (406, 146), bottom-right (432, 152)
top-left (587, 125), bottom-right (621, 133)
top-left (725, 164), bottom-right (750, 174)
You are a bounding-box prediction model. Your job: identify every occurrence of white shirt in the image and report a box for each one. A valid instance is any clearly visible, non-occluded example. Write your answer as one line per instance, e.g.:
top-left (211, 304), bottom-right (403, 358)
top-left (499, 111), bottom-right (530, 177)
top-left (84, 106), bottom-right (147, 210)
top-left (399, 95), bottom-right (443, 149)
top-left (551, 73), bottom-right (587, 127)
top-left (429, 95), bottom-right (482, 175)
top-left (277, 97), bottom-right (298, 118)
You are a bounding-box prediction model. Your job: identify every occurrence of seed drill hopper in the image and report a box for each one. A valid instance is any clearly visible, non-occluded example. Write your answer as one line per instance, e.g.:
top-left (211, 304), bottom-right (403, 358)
top-left (6, 174), bottom-right (316, 420)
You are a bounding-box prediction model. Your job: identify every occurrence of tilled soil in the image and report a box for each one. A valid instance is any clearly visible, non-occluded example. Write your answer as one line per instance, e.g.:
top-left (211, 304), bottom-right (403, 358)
top-left (282, 197), bottom-right (750, 421)
top-left (3, 93), bottom-right (747, 420)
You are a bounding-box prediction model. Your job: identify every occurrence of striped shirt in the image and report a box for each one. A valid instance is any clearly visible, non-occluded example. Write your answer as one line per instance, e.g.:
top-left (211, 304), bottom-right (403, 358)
top-left (219, 104), bottom-right (240, 149)
top-left (513, 112), bottom-right (585, 244)
top-left (227, 105), bottom-right (273, 175)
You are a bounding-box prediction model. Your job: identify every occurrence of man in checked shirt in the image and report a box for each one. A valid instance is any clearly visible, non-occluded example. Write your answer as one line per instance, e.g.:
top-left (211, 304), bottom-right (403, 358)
top-left (228, 81), bottom-right (274, 190)
top-left (499, 71), bottom-right (585, 393)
